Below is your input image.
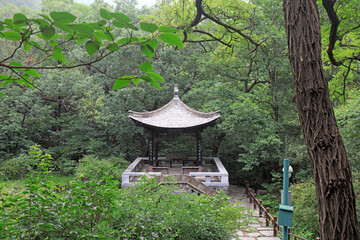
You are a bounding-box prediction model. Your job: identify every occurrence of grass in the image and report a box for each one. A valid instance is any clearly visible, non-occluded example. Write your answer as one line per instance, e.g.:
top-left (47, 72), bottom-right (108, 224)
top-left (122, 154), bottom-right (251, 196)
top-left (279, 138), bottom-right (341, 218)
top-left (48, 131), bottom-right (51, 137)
top-left (0, 174), bottom-right (75, 193)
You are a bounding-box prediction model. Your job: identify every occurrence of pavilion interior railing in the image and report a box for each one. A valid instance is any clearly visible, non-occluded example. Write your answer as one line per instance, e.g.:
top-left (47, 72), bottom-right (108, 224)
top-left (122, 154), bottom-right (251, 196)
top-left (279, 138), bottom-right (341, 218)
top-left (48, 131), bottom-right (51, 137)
top-left (245, 183), bottom-right (320, 240)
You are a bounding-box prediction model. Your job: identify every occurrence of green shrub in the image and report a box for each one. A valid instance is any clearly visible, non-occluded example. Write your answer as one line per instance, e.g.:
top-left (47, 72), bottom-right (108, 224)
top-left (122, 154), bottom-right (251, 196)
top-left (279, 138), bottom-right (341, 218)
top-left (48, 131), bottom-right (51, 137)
top-left (1, 146), bottom-right (252, 239)
top-left (113, 177), bottom-right (252, 240)
top-left (55, 157), bottom-right (77, 176)
top-left (75, 154), bottom-right (129, 184)
top-left (290, 179), bottom-right (319, 238)
top-left (257, 171), bottom-right (282, 215)
top-left (0, 154), bottom-right (29, 180)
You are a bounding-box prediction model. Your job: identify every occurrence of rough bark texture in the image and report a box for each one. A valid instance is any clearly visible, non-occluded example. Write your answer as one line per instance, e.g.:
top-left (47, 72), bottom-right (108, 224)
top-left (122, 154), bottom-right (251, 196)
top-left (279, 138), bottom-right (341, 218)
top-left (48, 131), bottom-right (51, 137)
top-left (282, 0), bottom-right (359, 239)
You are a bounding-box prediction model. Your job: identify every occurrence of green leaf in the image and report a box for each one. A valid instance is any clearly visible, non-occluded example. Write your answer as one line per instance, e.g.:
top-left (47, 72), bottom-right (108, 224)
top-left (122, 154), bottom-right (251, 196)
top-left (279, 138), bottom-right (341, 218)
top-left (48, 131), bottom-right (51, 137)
top-left (20, 75), bottom-right (34, 89)
top-left (85, 41), bottom-right (99, 56)
top-left (127, 23), bottom-right (138, 31)
top-left (113, 20), bottom-right (126, 28)
top-left (39, 14), bottom-right (51, 22)
top-left (133, 77), bottom-right (141, 86)
top-left (100, 8), bottom-right (112, 20)
top-left (112, 13), bottom-right (131, 23)
top-left (33, 18), bottom-right (50, 29)
top-left (41, 26), bottom-right (55, 40)
top-left (158, 26), bottom-right (180, 33)
top-left (158, 33), bottom-right (183, 48)
top-left (52, 48), bottom-right (66, 62)
top-left (95, 30), bottom-right (113, 41)
top-left (25, 69), bottom-right (41, 78)
top-left (0, 31), bottom-right (22, 40)
top-left (0, 92), bottom-right (7, 98)
top-left (50, 11), bottom-right (76, 23)
top-left (129, 36), bottom-right (139, 43)
top-left (52, 52), bottom-right (66, 62)
top-left (75, 38), bottom-right (87, 44)
top-left (88, 22), bottom-right (102, 30)
top-left (0, 75), bottom-right (10, 80)
top-left (140, 22), bottom-right (158, 33)
top-left (30, 41), bottom-right (41, 49)
top-left (49, 40), bottom-right (58, 46)
top-left (64, 33), bottom-right (73, 41)
top-left (140, 44), bottom-right (154, 59)
top-left (147, 72), bottom-right (165, 82)
top-left (117, 37), bottom-right (129, 45)
top-left (69, 23), bottom-right (94, 36)
top-left (9, 62), bottom-right (22, 66)
top-left (147, 39), bottom-right (159, 51)
top-left (53, 22), bottom-right (73, 33)
top-left (23, 42), bottom-right (32, 52)
top-left (113, 77), bottom-right (131, 90)
top-left (141, 75), bottom-right (162, 89)
top-left (13, 13), bottom-right (27, 25)
top-left (139, 61), bottom-right (153, 73)
top-left (106, 43), bottom-right (119, 51)
top-left (97, 20), bottom-right (107, 27)
top-left (149, 79), bottom-right (162, 89)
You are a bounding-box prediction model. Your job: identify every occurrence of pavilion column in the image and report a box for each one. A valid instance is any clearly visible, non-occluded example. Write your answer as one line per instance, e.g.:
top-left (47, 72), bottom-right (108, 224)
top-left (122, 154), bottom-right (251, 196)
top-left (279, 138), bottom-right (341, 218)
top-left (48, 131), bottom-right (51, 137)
top-left (155, 134), bottom-right (159, 162)
top-left (196, 132), bottom-right (202, 166)
top-left (149, 130), bottom-right (154, 166)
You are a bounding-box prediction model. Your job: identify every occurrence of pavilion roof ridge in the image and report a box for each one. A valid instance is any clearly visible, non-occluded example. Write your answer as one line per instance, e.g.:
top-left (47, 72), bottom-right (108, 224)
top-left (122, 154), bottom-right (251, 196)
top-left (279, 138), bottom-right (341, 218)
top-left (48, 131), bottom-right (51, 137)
top-left (128, 84), bottom-right (220, 130)
top-left (128, 97), bottom-right (220, 117)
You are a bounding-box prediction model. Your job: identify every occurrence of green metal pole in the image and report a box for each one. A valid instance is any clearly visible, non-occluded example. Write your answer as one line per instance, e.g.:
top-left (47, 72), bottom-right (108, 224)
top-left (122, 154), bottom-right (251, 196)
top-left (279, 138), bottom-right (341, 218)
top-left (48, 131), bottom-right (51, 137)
top-left (282, 159), bottom-right (289, 240)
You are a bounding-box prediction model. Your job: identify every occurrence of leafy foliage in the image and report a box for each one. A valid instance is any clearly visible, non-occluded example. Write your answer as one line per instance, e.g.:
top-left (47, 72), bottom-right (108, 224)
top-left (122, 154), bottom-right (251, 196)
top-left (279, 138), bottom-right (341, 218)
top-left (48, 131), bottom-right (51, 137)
top-left (75, 154), bottom-right (129, 184)
top-left (0, 154), bottom-right (29, 180)
top-left (290, 179), bottom-right (319, 239)
top-left (0, 5), bottom-right (185, 98)
top-left (0, 145), bottom-right (252, 239)
top-left (335, 91), bottom-right (360, 171)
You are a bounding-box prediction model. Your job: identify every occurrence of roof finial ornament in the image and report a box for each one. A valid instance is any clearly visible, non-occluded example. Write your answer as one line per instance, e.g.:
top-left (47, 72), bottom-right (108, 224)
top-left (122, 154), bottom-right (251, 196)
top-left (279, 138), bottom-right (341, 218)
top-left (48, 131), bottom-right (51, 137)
top-left (174, 84), bottom-right (179, 99)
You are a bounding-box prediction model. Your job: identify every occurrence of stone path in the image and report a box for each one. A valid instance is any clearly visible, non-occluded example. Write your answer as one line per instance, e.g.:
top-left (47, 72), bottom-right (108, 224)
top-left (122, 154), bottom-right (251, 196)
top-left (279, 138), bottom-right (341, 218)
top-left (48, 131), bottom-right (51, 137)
top-left (228, 185), bottom-right (281, 240)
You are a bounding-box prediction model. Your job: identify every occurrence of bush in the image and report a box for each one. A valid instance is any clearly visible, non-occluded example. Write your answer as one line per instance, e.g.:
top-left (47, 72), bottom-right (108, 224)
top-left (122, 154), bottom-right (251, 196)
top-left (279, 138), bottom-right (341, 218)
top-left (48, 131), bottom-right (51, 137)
top-left (257, 171), bottom-right (282, 215)
top-left (290, 179), bottom-right (319, 238)
top-left (0, 154), bottom-right (29, 180)
top-left (1, 146), bottom-right (253, 240)
top-left (113, 177), bottom-right (252, 240)
top-left (75, 154), bottom-right (129, 184)
top-left (55, 157), bottom-right (77, 176)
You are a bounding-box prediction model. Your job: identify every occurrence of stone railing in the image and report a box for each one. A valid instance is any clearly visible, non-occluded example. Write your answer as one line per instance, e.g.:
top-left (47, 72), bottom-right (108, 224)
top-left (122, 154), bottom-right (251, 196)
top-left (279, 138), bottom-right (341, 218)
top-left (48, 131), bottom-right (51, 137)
top-left (121, 156), bottom-right (229, 189)
top-left (189, 157), bottom-right (229, 187)
top-left (122, 157), bottom-right (161, 187)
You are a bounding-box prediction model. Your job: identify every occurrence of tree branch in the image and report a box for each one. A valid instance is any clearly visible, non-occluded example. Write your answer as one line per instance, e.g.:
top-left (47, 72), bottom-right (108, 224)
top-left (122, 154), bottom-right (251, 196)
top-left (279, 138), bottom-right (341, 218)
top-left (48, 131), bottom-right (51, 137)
top-left (322, 0), bottom-right (360, 65)
top-left (187, 29), bottom-right (232, 47)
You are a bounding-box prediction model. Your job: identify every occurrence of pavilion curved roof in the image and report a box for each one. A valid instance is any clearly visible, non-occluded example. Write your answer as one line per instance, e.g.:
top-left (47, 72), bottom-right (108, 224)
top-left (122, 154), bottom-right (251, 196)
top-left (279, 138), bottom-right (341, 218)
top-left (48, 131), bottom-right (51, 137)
top-left (128, 84), bottom-right (220, 130)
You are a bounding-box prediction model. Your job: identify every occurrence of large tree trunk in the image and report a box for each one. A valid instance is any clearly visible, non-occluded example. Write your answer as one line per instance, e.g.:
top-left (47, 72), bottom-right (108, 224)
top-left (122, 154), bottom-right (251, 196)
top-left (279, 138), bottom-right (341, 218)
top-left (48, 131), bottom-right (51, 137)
top-left (282, 0), bottom-right (359, 239)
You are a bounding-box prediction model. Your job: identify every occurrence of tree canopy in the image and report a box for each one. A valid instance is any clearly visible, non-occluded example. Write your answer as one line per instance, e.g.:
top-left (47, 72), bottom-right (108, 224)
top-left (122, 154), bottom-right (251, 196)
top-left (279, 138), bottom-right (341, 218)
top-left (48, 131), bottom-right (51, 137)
top-left (0, 0), bottom-right (360, 239)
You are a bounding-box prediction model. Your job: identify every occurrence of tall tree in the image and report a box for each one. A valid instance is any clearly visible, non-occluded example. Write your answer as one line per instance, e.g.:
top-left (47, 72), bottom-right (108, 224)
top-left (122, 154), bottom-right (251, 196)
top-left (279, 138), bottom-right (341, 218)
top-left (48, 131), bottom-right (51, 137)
top-left (282, 0), bottom-right (359, 239)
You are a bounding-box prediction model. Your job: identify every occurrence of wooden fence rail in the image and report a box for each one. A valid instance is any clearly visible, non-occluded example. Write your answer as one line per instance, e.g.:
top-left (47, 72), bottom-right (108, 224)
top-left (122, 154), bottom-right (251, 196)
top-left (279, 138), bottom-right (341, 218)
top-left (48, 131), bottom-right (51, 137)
top-left (245, 183), bottom-right (320, 240)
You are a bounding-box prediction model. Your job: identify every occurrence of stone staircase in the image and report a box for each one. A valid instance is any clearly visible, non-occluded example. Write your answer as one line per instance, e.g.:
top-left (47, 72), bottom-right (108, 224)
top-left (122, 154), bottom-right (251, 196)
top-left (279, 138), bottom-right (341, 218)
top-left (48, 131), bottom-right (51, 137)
top-left (156, 175), bottom-right (217, 196)
top-left (228, 185), bottom-right (281, 240)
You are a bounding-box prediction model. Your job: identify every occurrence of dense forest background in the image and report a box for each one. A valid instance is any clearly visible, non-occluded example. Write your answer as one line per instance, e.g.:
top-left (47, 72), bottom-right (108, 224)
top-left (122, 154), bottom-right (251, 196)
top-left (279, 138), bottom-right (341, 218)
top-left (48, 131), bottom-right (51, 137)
top-left (1, 0), bottom-right (359, 183)
top-left (0, 0), bottom-right (359, 237)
